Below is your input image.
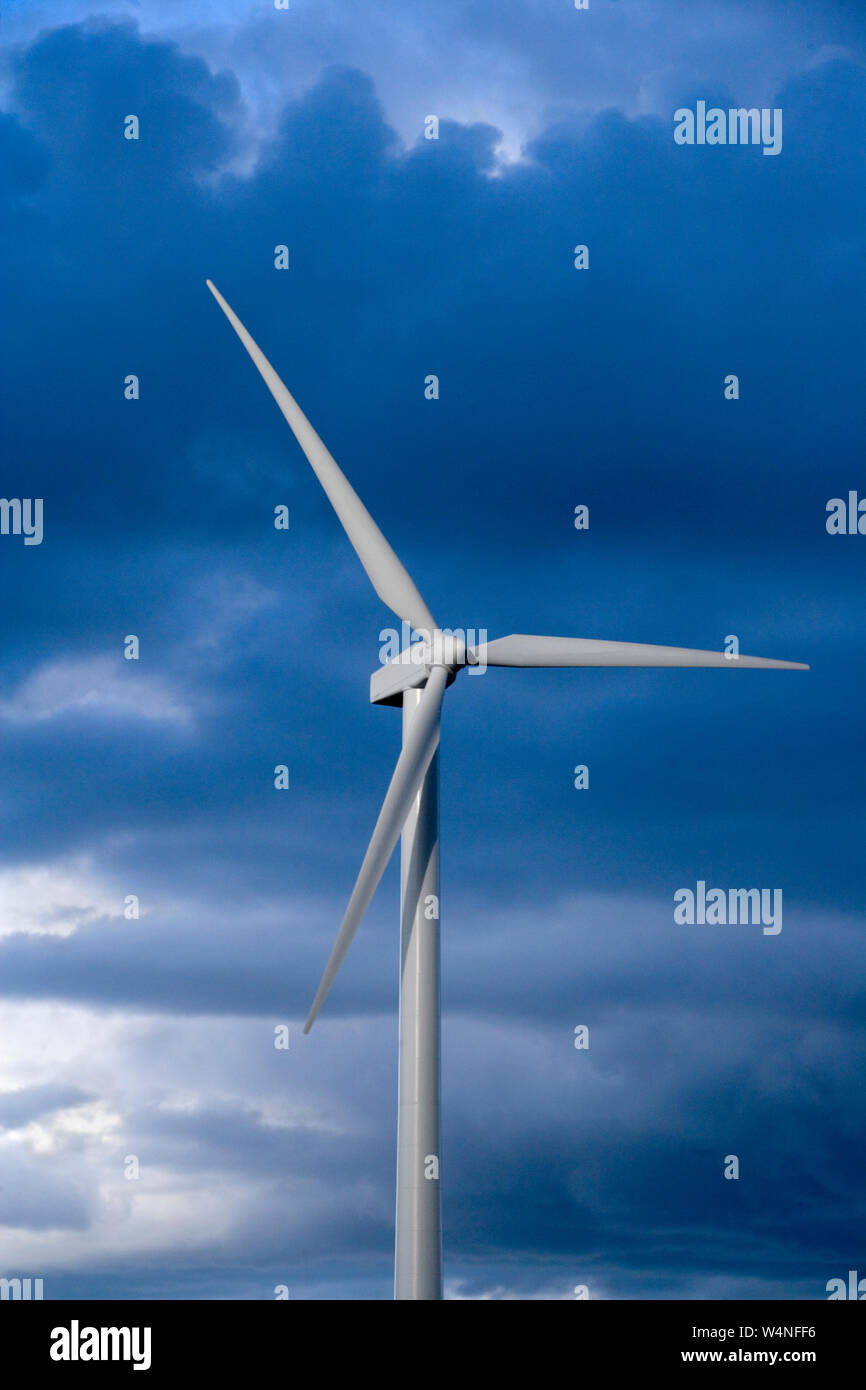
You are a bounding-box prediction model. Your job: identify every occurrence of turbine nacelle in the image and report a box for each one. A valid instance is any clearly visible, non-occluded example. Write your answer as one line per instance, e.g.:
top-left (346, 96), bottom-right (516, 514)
top-left (370, 629), bottom-right (474, 706)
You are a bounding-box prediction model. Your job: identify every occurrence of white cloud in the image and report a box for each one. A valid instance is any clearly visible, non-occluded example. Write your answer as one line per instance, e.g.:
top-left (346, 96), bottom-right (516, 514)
top-left (0, 1001), bottom-right (378, 1274)
top-left (0, 858), bottom-right (120, 938)
top-left (0, 656), bottom-right (194, 726)
top-left (8, 1100), bottom-right (122, 1157)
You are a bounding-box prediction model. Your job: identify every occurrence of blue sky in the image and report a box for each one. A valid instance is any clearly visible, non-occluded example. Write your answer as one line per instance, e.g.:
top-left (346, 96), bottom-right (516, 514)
top-left (0, 0), bottom-right (864, 1299)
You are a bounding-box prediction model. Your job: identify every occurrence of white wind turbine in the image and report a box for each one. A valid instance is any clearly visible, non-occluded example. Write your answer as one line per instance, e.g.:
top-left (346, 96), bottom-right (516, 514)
top-left (207, 280), bottom-right (808, 1301)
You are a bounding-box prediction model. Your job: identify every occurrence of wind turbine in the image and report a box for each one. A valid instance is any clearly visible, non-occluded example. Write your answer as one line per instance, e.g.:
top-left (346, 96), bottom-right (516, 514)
top-left (206, 280), bottom-right (808, 1301)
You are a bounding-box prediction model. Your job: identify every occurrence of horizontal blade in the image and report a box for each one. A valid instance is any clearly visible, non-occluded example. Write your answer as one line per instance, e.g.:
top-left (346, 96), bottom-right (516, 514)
top-left (304, 665), bottom-right (449, 1033)
top-left (473, 635), bottom-right (808, 670)
top-left (206, 280), bottom-right (437, 636)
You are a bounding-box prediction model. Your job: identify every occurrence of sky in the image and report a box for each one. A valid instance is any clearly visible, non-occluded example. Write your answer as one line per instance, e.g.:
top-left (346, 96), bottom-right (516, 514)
top-left (0, 0), bottom-right (864, 1300)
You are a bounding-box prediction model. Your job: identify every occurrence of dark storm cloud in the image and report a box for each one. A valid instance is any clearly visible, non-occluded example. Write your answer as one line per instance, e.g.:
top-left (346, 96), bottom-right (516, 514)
top-left (12, 19), bottom-right (241, 185)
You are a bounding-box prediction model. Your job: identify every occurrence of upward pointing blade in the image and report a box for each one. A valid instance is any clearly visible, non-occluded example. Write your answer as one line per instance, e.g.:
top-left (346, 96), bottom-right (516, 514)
top-left (473, 635), bottom-right (808, 670)
top-left (304, 665), bottom-right (449, 1033)
top-left (206, 280), bottom-right (437, 636)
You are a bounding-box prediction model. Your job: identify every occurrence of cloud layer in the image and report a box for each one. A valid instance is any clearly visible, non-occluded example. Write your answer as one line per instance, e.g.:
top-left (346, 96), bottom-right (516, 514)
top-left (0, 4), bottom-right (863, 1298)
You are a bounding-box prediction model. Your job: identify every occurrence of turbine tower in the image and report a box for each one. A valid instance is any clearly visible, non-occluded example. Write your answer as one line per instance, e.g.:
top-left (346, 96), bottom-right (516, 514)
top-left (207, 280), bottom-right (808, 1301)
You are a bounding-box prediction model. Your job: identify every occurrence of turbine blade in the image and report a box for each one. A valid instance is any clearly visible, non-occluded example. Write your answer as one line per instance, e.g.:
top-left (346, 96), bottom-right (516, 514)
top-left (304, 666), bottom-right (448, 1033)
top-left (473, 635), bottom-right (808, 670)
top-left (206, 280), bottom-right (437, 635)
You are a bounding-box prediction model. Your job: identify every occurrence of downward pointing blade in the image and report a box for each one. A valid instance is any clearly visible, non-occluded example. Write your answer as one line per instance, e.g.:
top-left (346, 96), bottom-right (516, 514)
top-left (304, 666), bottom-right (449, 1033)
top-left (206, 280), bottom-right (437, 636)
top-left (473, 635), bottom-right (808, 670)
